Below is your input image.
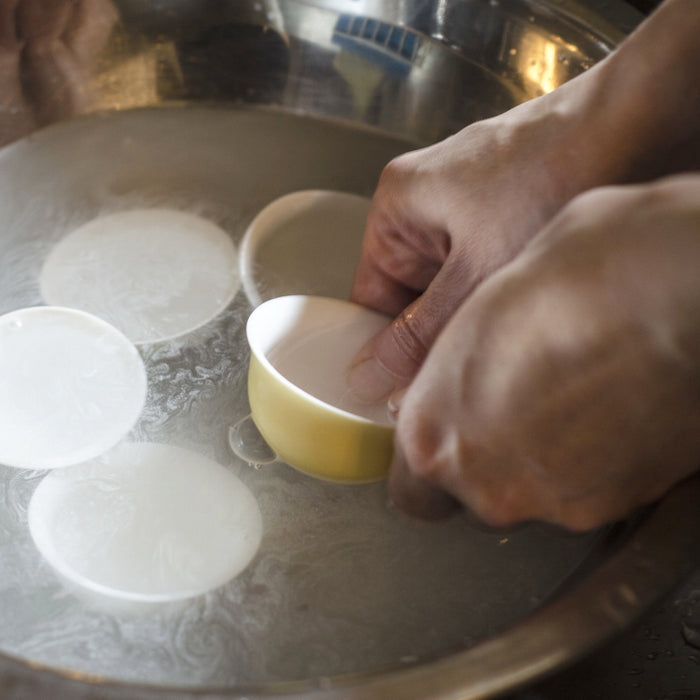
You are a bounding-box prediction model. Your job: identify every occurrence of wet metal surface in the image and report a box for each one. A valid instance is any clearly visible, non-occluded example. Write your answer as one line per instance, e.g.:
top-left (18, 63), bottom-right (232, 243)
top-left (515, 566), bottom-right (700, 699)
top-left (1, 0), bottom-right (698, 698)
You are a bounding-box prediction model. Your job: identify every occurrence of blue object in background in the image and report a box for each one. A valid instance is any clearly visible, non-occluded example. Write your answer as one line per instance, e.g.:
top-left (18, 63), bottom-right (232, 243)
top-left (332, 14), bottom-right (421, 77)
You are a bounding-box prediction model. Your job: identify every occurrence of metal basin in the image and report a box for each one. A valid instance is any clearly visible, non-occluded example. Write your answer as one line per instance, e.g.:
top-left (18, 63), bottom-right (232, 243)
top-left (1, 1), bottom-right (699, 698)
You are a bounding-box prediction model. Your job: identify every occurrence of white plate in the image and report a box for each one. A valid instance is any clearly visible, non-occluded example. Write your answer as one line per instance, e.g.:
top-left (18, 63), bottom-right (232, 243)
top-left (239, 190), bottom-right (371, 307)
top-left (28, 442), bottom-right (263, 602)
top-left (40, 209), bottom-right (240, 344)
top-left (0, 307), bottom-right (147, 470)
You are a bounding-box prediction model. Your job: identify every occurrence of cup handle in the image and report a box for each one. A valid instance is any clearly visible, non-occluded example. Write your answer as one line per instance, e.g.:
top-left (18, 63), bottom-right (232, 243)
top-left (229, 415), bottom-right (278, 468)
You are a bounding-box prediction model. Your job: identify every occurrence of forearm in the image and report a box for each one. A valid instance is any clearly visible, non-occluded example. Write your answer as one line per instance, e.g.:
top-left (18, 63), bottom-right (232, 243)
top-left (547, 0), bottom-right (700, 190)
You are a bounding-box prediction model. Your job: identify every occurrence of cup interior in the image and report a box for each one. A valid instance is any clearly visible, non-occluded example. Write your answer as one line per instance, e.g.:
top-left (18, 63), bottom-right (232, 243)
top-left (239, 191), bottom-right (371, 307)
top-left (247, 295), bottom-right (392, 425)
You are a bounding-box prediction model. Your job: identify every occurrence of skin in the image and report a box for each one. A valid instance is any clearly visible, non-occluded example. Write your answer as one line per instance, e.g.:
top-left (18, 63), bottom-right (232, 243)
top-left (0, 0), bottom-right (117, 146)
top-left (348, 0), bottom-right (700, 529)
top-left (391, 176), bottom-right (700, 530)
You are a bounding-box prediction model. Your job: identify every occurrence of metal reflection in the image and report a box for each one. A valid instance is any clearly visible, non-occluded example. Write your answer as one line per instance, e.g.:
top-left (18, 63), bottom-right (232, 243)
top-left (520, 31), bottom-right (559, 94)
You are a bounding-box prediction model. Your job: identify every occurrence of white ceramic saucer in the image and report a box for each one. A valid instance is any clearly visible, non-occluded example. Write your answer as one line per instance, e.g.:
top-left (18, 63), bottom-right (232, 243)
top-left (28, 442), bottom-right (263, 602)
top-left (40, 208), bottom-right (240, 344)
top-left (0, 306), bottom-right (147, 470)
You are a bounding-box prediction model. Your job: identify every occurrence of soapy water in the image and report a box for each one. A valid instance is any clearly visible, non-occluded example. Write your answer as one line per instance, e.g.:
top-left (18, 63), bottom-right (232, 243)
top-left (0, 107), bottom-right (603, 687)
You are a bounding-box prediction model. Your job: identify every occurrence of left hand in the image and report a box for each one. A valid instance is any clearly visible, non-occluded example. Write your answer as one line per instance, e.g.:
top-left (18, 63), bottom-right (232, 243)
top-left (389, 174), bottom-right (700, 531)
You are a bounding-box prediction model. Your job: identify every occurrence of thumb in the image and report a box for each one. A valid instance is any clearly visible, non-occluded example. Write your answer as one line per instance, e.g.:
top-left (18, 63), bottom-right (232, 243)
top-left (347, 261), bottom-right (469, 403)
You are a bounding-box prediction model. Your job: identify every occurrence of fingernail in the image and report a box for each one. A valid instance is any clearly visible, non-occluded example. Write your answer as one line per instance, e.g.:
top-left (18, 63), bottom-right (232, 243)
top-left (346, 356), bottom-right (396, 404)
top-left (387, 386), bottom-right (408, 422)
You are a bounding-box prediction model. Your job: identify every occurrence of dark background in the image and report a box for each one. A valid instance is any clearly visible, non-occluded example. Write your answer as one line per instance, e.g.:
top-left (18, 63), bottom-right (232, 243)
top-left (627, 0), bottom-right (663, 12)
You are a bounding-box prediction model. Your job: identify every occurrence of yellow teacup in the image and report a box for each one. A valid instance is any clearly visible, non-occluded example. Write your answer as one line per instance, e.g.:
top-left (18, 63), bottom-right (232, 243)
top-left (246, 295), bottom-right (394, 483)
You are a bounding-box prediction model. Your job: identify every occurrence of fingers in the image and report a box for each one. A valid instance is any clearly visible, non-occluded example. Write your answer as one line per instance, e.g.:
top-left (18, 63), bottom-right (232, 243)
top-left (351, 205), bottom-right (448, 311)
top-left (388, 442), bottom-right (460, 520)
top-left (347, 183), bottom-right (460, 401)
top-left (347, 125), bottom-right (554, 402)
top-left (388, 379), bottom-right (537, 530)
top-left (389, 444), bottom-right (531, 534)
top-left (347, 258), bottom-right (471, 402)
top-left (348, 182), bottom-right (473, 402)
top-left (386, 383), bottom-right (462, 521)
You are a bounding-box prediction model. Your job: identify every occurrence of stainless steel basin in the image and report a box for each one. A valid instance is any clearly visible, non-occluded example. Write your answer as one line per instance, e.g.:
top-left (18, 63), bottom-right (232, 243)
top-left (1, 1), bottom-right (699, 698)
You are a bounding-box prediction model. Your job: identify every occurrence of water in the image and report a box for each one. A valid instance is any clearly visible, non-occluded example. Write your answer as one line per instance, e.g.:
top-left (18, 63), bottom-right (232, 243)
top-left (0, 105), bottom-right (602, 688)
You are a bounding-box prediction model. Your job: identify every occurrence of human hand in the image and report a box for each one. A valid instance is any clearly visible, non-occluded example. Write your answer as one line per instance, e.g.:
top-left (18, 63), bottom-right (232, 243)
top-left (0, 0), bottom-right (117, 146)
top-left (347, 95), bottom-right (590, 403)
top-left (388, 175), bottom-right (700, 531)
top-left (348, 0), bottom-right (700, 405)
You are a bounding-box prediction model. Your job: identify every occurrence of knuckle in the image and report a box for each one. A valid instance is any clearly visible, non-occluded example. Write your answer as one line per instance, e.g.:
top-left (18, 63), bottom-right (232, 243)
top-left (378, 151), bottom-right (422, 190)
top-left (399, 413), bottom-right (446, 483)
top-left (377, 158), bottom-right (404, 191)
top-left (563, 184), bottom-right (642, 229)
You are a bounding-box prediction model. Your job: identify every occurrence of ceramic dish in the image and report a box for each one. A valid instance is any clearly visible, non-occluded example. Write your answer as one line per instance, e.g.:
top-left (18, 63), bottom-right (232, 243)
top-left (246, 295), bottom-right (393, 482)
top-left (0, 306), bottom-right (147, 470)
top-left (40, 209), bottom-right (240, 344)
top-left (239, 190), bottom-right (371, 307)
top-left (28, 442), bottom-right (262, 603)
